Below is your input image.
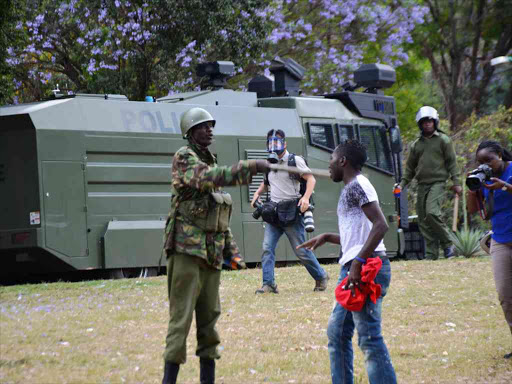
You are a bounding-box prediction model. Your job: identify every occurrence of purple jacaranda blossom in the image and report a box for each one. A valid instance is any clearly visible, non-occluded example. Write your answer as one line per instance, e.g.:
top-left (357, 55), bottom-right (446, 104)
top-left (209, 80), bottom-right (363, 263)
top-left (42, 41), bottom-right (53, 49)
top-left (77, 37), bottom-right (85, 45)
top-left (181, 56), bottom-right (192, 67)
top-left (87, 58), bottom-right (96, 74)
top-left (35, 14), bottom-right (45, 25)
top-left (69, 0), bottom-right (78, 14)
top-left (99, 61), bottom-right (118, 70)
top-left (15, 21), bottom-right (23, 30)
top-left (115, 0), bottom-right (121, 7)
top-left (98, 8), bottom-right (107, 21)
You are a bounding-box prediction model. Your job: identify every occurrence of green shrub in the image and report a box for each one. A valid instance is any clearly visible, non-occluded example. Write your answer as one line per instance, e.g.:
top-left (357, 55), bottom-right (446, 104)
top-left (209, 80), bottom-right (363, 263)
top-left (450, 228), bottom-right (485, 258)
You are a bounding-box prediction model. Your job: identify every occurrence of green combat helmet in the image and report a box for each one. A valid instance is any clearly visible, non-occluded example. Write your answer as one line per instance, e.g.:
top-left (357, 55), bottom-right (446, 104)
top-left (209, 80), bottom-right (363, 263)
top-left (180, 107), bottom-right (216, 138)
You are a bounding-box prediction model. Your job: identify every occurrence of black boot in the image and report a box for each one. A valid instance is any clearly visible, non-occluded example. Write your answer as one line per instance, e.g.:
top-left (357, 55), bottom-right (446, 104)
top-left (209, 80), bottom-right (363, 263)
top-left (162, 361), bottom-right (179, 384)
top-left (199, 358), bottom-right (215, 384)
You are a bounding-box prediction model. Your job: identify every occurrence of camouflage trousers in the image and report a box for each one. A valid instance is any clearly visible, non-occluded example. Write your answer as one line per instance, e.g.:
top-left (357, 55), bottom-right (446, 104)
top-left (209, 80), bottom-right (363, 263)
top-left (163, 252), bottom-right (221, 364)
top-left (416, 182), bottom-right (453, 259)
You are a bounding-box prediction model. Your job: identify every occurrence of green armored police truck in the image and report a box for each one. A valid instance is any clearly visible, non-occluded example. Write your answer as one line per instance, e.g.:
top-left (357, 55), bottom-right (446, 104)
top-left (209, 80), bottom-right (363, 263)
top-left (0, 61), bottom-right (408, 279)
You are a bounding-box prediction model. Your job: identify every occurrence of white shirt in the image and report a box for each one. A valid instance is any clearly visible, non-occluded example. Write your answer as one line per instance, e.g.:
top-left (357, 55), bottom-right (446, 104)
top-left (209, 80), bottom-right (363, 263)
top-left (268, 151), bottom-right (311, 203)
top-left (337, 174), bottom-right (386, 266)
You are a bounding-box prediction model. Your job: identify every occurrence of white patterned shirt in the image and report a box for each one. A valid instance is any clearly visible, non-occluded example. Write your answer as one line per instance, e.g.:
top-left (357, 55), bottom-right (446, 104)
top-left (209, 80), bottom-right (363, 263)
top-left (337, 174), bottom-right (386, 266)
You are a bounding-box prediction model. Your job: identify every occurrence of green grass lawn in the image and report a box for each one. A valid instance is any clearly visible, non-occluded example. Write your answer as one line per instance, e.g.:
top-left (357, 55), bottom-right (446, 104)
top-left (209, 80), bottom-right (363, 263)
top-left (1, 257), bottom-right (511, 383)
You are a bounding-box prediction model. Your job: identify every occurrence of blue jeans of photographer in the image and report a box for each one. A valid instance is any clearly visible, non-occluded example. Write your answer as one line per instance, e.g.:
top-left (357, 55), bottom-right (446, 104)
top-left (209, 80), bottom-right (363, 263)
top-left (261, 215), bottom-right (327, 286)
top-left (327, 256), bottom-right (396, 384)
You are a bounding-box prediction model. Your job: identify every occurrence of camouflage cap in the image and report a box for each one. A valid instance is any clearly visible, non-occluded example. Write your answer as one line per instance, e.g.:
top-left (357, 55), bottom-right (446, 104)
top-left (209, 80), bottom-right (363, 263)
top-left (180, 107), bottom-right (216, 138)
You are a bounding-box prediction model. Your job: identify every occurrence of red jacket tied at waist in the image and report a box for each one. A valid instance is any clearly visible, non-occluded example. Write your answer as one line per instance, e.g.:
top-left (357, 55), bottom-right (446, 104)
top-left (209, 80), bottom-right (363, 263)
top-left (335, 257), bottom-right (383, 312)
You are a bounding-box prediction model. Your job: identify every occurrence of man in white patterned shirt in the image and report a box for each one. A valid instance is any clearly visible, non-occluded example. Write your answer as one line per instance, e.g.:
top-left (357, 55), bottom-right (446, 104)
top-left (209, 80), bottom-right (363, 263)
top-left (298, 139), bottom-right (396, 384)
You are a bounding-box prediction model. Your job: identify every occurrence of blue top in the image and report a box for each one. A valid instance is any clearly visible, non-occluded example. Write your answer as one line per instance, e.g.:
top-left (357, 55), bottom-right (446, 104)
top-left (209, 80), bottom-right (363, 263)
top-left (483, 162), bottom-right (512, 244)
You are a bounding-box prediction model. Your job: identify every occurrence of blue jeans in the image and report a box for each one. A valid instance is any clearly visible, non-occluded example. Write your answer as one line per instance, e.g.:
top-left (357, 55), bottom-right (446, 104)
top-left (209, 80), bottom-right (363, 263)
top-left (327, 257), bottom-right (396, 384)
top-left (261, 215), bottom-right (327, 285)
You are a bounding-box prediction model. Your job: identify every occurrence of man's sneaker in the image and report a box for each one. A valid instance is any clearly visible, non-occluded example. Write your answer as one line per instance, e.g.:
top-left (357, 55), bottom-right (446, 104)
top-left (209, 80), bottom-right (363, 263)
top-left (444, 246), bottom-right (455, 259)
top-left (255, 284), bottom-right (279, 294)
top-left (313, 273), bottom-right (329, 292)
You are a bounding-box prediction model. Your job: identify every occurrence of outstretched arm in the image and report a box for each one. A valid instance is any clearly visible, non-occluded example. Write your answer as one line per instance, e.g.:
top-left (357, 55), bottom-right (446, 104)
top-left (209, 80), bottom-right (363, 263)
top-left (296, 233), bottom-right (340, 251)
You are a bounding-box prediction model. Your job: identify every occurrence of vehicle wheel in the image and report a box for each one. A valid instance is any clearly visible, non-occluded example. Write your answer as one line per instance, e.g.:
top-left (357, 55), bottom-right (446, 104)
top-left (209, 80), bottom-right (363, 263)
top-left (108, 267), bottom-right (158, 279)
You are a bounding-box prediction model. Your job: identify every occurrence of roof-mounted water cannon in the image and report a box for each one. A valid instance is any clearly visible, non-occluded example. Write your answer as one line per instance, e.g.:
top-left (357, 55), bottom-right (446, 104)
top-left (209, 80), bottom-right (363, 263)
top-left (325, 63), bottom-right (397, 129)
top-left (196, 61), bottom-right (235, 89)
top-left (269, 57), bottom-right (305, 96)
top-left (248, 75), bottom-right (274, 98)
top-left (353, 63), bottom-right (396, 94)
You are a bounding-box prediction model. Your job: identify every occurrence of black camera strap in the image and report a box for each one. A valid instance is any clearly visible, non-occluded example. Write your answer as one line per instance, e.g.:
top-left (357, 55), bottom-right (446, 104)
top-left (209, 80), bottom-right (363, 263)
top-left (264, 171), bottom-right (270, 202)
top-left (476, 189), bottom-right (494, 221)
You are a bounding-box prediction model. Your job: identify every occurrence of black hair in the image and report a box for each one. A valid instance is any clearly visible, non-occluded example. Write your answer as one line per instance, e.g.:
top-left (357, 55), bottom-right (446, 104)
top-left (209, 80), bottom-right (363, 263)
top-left (267, 129), bottom-right (285, 139)
top-left (476, 140), bottom-right (512, 161)
top-left (334, 139), bottom-right (367, 171)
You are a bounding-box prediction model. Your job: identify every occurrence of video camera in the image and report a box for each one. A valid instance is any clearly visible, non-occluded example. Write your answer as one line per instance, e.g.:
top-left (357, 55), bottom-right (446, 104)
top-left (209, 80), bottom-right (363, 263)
top-left (466, 164), bottom-right (493, 191)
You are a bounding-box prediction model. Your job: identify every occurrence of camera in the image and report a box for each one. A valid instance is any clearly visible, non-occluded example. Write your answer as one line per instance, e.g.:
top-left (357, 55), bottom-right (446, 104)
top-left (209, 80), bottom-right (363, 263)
top-left (303, 205), bottom-right (315, 232)
top-left (252, 200), bottom-right (263, 220)
top-left (267, 152), bottom-right (279, 164)
top-left (466, 164), bottom-right (493, 191)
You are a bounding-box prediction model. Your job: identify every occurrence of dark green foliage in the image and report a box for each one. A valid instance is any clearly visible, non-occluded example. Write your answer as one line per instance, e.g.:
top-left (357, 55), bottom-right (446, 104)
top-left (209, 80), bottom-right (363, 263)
top-left (412, 0), bottom-right (512, 131)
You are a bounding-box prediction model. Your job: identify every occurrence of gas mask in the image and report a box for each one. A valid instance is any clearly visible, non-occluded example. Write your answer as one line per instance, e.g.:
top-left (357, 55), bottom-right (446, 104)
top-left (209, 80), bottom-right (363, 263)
top-left (267, 136), bottom-right (285, 164)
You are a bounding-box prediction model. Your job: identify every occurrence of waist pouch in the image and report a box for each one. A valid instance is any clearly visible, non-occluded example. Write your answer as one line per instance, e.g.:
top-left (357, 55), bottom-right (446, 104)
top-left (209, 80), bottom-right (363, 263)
top-left (276, 199), bottom-right (299, 226)
top-left (261, 201), bottom-right (278, 225)
top-left (178, 192), bottom-right (233, 233)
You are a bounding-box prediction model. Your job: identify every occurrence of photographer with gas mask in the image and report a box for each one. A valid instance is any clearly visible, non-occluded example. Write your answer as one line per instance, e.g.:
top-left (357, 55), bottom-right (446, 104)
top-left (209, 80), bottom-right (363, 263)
top-left (251, 129), bottom-right (328, 294)
top-left (400, 106), bottom-right (462, 260)
top-left (467, 140), bottom-right (512, 359)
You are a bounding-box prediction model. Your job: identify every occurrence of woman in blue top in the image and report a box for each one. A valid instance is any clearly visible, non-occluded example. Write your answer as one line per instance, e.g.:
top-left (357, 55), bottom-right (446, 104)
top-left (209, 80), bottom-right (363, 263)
top-left (467, 140), bottom-right (512, 359)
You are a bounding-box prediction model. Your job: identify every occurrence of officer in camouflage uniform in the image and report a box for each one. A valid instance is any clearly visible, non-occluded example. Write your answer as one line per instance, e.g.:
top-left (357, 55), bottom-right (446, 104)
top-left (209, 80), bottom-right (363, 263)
top-left (400, 106), bottom-right (462, 260)
top-left (162, 107), bottom-right (268, 384)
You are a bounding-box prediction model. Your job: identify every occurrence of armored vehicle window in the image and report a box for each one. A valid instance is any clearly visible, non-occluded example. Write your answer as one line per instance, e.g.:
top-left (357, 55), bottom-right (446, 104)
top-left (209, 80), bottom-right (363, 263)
top-left (337, 125), bottom-right (355, 143)
top-left (359, 125), bottom-right (393, 174)
top-left (307, 123), bottom-right (335, 152)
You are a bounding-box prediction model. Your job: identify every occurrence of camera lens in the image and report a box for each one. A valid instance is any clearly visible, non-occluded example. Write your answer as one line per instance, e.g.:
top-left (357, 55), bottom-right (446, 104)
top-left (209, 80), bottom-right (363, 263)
top-left (466, 172), bottom-right (486, 191)
top-left (304, 210), bottom-right (315, 232)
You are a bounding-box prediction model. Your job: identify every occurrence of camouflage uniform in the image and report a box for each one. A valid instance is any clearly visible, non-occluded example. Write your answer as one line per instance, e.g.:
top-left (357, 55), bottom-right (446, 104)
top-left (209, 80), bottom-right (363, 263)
top-left (163, 143), bottom-right (256, 365)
